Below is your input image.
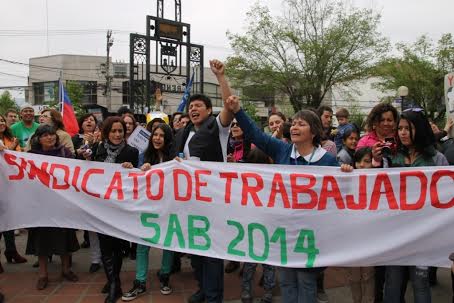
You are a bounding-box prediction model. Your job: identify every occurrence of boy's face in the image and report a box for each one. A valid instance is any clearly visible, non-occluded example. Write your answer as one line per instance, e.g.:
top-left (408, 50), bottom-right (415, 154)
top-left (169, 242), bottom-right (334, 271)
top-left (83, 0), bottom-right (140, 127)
top-left (337, 117), bottom-right (348, 126)
top-left (320, 110), bottom-right (332, 129)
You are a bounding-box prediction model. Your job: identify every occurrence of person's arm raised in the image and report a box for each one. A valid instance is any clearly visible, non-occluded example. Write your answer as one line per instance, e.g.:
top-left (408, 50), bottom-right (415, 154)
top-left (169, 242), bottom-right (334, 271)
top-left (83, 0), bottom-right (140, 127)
top-left (226, 95), bottom-right (287, 161)
top-left (210, 59), bottom-right (234, 127)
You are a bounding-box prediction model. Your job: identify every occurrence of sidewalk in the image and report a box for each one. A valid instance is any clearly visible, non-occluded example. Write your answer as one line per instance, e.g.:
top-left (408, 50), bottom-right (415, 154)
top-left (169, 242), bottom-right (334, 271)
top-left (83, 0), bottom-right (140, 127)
top-left (0, 231), bottom-right (452, 302)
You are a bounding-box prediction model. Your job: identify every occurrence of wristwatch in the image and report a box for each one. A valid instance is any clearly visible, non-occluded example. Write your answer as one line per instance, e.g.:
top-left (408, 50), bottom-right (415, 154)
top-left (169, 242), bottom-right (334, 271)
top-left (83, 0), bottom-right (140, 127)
top-left (440, 135), bottom-right (450, 142)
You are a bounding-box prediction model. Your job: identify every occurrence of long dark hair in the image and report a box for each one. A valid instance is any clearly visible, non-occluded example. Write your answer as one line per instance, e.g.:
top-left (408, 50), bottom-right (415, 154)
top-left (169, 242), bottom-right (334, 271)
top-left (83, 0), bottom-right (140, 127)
top-left (78, 113), bottom-right (98, 134)
top-left (398, 110), bottom-right (435, 159)
top-left (0, 114), bottom-right (14, 140)
top-left (30, 125), bottom-right (60, 151)
top-left (143, 123), bottom-right (174, 165)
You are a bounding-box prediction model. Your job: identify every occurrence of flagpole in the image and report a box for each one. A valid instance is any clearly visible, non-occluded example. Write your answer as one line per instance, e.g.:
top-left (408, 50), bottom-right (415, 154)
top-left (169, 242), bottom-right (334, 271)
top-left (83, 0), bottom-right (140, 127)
top-left (59, 71), bottom-right (63, 116)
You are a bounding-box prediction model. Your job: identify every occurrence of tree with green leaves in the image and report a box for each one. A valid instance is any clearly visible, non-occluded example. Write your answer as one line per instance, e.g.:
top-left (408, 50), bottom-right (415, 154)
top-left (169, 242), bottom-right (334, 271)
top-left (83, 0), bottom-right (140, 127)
top-left (373, 34), bottom-right (454, 121)
top-left (242, 101), bottom-right (261, 124)
top-left (47, 81), bottom-right (86, 118)
top-left (0, 91), bottom-right (19, 115)
top-left (226, 0), bottom-right (388, 112)
top-left (65, 80), bottom-right (85, 118)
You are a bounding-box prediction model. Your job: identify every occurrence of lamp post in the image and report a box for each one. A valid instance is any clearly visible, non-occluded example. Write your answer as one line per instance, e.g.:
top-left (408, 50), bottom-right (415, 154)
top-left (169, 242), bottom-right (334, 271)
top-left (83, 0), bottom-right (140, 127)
top-left (397, 86), bottom-right (409, 112)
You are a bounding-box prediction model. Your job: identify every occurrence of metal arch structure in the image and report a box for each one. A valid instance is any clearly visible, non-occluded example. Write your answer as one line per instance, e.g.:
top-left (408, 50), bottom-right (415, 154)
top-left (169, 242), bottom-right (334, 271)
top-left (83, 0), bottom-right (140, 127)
top-left (157, 0), bottom-right (181, 22)
top-left (129, 0), bottom-right (204, 113)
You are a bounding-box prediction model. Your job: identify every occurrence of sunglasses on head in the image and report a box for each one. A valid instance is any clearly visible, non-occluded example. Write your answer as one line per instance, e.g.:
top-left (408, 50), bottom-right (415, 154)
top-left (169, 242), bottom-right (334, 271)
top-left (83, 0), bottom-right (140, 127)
top-left (403, 107), bottom-right (424, 113)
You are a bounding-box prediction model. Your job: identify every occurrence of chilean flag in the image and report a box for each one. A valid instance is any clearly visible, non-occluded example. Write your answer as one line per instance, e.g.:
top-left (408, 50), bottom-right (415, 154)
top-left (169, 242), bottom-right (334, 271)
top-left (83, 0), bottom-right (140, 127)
top-left (59, 80), bottom-right (79, 137)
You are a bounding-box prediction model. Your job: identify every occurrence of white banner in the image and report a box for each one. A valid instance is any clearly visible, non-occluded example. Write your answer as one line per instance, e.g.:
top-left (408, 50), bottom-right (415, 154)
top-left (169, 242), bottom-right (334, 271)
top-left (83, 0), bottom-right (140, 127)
top-left (1, 150), bottom-right (453, 268)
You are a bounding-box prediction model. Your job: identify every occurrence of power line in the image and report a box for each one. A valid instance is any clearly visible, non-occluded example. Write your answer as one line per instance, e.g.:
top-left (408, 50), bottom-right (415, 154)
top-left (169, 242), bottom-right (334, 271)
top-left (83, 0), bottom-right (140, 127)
top-left (0, 59), bottom-right (103, 81)
top-left (0, 58), bottom-right (99, 71)
top-left (0, 71), bottom-right (53, 83)
top-left (0, 29), bottom-right (134, 37)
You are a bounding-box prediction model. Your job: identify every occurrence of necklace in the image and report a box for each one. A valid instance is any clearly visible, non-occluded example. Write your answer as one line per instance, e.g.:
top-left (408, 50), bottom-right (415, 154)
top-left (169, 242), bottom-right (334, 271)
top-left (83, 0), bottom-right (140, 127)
top-left (293, 145), bottom-right (316, 165)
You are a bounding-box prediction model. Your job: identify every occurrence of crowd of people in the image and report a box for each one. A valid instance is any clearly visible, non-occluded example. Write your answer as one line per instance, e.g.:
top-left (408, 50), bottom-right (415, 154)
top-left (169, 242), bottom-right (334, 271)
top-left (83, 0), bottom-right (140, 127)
top-left (0, 58), bottom-right (454, 303)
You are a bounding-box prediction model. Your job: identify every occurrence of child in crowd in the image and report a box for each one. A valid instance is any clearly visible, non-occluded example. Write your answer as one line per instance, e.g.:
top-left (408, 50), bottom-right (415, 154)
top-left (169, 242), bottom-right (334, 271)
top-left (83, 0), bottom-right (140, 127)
top-left (337, 127), bottom-right (360, 165)
top-left (346, 147), bottom-right (374, 303)
top-left (333, 108), bottom-right (354, 152)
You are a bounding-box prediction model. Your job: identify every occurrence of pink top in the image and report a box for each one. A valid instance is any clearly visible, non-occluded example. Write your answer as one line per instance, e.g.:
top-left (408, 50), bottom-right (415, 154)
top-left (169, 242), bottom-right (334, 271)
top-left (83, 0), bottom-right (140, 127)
top-left (321, 140), bottom-right (337, 157)
top-left (356, 131), bottom-right (380, 150)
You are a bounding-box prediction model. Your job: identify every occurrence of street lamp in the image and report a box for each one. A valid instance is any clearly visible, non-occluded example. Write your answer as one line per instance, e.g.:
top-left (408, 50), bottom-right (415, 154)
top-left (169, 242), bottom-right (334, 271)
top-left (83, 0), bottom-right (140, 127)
top-left (397, 86), bottom-right (409, 112)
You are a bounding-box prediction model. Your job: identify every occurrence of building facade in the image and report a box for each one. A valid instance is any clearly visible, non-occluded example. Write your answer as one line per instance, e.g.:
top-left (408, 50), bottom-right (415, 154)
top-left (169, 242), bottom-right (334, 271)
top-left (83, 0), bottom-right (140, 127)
top-left (27, 54), bottom-right (268, 118)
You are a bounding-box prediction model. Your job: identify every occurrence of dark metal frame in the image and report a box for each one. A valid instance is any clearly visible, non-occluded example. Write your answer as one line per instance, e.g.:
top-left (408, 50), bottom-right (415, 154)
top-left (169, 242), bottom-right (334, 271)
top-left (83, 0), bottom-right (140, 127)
top-left (129, 0), bottom-right (204, 113)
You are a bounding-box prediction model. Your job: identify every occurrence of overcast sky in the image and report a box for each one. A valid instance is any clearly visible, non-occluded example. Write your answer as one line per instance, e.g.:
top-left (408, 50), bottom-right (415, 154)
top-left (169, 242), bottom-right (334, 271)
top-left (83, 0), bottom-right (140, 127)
top-left (0, 0), bottom-right (452, 98)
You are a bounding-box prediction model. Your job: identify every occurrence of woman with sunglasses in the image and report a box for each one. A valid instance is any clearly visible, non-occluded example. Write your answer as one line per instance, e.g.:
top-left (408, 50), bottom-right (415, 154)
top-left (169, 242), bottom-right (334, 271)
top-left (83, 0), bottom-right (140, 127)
top-left (373, 108), bottom-right (445, 303)
top-left (226, 119), bottom-right (252, 163)
top-left (224, 119), bottom-right (253, 275)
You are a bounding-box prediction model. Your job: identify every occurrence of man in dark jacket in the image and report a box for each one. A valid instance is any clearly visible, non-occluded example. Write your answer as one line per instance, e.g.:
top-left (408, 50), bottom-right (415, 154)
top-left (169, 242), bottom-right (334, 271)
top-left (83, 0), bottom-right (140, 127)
top-left (174, 59), bottom-right (233, 303)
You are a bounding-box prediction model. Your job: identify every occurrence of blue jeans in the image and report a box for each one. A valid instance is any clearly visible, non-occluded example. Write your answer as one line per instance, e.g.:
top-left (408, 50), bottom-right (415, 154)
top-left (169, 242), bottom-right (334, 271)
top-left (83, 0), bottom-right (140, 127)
top-left (242, 263), bottom-right (276, 291)
top-left (384, 266), bottom-right (431, 303)
top-left (279, 267), bottom-right (320, 303)
top-left (191, 255), bottom-right (224, 303)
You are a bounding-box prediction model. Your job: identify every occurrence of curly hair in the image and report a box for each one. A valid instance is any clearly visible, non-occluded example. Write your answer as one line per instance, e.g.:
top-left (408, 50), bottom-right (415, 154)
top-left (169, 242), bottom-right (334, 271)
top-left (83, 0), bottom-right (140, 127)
top-left (365, 103), bottom-right (398, 132)
top-left (77, 113), bottom-right (98, 134)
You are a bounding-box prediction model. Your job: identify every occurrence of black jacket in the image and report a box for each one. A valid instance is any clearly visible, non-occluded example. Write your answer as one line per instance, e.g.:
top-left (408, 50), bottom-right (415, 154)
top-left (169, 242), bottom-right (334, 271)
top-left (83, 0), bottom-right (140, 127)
top-left (174, 116), bottom-right (224, 162)
top-left (92, 142), bottom-right (139, 168)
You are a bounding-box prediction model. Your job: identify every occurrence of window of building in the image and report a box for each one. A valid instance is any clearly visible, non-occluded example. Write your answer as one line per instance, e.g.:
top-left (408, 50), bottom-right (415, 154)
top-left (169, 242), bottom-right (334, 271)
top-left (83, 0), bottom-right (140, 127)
top-left (113, 64), bottom-right (128, 78)
top-left (65, 81), bottom-right (98, 105)
top-left (199, 82), bottom-right (222, 107)
top-left (33, 81), bottom-right (58, 105)
top-left (122, 81), bottom-right (129, 104)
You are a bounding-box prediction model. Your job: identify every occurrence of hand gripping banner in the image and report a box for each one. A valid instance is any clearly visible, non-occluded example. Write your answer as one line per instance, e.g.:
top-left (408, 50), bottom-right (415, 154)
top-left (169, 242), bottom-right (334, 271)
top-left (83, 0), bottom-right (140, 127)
top-left (1, 150), bottom-right (453, 268)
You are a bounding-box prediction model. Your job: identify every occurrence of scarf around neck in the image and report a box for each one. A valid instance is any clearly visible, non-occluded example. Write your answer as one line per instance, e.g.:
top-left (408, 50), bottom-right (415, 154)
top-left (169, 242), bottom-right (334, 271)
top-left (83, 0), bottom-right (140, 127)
top-left (103, 140), bottom-right (125, 163)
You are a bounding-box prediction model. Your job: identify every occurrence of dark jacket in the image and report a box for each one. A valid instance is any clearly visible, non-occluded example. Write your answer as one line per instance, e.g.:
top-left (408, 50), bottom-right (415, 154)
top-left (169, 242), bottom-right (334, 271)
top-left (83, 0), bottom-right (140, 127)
top-left (72, 134), bottom-right (87, 160)
top-left (29, 144), bottom-right (73, 159)
top-left (92, 142), bottom-right (139, 168)
top-left (174, 116), bottom-right (224, 162)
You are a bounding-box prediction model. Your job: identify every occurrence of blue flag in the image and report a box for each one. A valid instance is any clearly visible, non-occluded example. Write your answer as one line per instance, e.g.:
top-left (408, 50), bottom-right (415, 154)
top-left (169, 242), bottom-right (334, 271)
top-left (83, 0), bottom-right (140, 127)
top-left (177, 71), bottom-right (195, 112)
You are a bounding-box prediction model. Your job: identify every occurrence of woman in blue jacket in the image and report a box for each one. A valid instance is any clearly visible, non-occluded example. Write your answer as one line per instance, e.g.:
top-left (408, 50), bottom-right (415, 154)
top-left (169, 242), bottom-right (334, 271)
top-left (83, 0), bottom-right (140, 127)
top-left (226, 95), bottom-right (340, 303)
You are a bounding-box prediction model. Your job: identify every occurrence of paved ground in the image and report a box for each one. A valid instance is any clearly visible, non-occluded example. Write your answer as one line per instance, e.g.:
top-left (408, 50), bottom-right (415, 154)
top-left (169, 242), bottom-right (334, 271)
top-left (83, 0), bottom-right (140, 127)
top-left (0, 230), bottom-right (452, 302)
